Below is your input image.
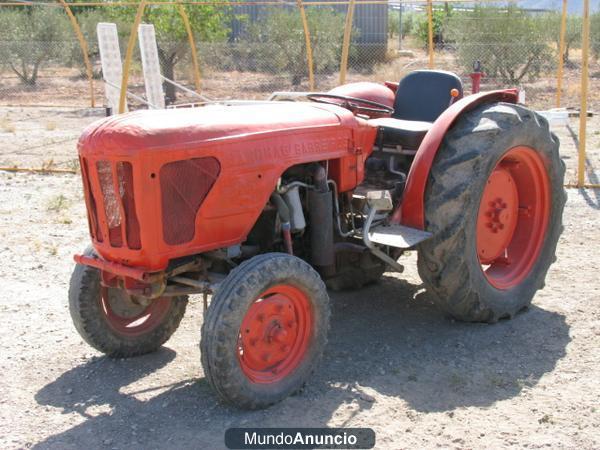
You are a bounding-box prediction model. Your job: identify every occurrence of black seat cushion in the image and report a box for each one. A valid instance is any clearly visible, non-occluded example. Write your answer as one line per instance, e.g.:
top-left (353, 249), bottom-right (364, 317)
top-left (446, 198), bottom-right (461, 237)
top-left (393, 70), bottom-right (463, 122)
top-left (369, 117), bottom-right (432, 150)
top-left (369, 70), bottom-right (463, 150)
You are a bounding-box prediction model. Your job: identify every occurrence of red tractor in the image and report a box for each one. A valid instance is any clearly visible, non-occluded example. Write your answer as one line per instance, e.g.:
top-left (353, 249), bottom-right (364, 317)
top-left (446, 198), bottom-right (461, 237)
top-left (70, 70), bottom-right (565, 409)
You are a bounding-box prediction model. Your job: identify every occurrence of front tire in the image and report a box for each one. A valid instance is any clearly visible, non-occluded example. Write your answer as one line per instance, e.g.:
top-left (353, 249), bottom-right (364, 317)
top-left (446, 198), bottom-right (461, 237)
top-left (417, 103), bottom-right (566, 322)
top-left (69, 247), bottom-right (188, 357)
top-left (201, 253), bottom-right (330, 409)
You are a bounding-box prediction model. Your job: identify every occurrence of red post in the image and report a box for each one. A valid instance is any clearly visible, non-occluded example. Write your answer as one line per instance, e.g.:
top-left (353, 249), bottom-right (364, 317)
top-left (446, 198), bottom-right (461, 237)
top-left (470, 61), bottom-right (485, 94)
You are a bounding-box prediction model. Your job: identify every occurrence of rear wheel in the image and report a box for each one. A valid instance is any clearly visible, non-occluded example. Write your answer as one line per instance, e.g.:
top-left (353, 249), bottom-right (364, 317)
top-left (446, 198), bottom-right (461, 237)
top-left (69, 247), bottom-right (188, 357)
top-left (201, 253), bottom-right (329, 409)
top-left (417, 103), bottom-right (566, 322)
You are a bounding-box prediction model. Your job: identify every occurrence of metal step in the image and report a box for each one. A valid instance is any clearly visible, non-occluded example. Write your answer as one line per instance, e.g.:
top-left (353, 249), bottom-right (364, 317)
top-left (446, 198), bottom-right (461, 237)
top-left (368, 223), bottom-right (432, 249)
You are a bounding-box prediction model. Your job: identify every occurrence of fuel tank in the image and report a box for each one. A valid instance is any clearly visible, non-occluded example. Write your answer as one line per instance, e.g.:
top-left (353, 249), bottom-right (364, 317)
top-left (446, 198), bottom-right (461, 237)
top-left (77, 102), bottom-right (378, 270)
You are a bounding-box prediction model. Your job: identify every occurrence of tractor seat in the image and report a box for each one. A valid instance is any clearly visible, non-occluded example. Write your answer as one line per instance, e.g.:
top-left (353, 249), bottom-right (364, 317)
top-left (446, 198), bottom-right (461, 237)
top-left (370, 70), bottom-right (463, 150)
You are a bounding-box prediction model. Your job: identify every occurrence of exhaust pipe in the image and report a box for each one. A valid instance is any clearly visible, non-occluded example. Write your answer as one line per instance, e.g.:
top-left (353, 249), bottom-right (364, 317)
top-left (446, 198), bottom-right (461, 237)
top-left (308, 164), bottom-right (335, 274)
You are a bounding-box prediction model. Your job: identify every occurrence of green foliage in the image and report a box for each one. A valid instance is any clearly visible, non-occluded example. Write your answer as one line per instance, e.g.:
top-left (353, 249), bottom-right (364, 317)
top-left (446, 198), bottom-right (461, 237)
top-left (415, 6), bottom-right (452, 48)
top-left (445, 6), bottom-right (554, 84)
top-left (542, 13), bottom-right (582, 64)
top-left (388, 10), bottom-right (415, 40)
top-left (592, 12), bottom-right (600, 59)
top-left (102, 4), bottom-right (230, 43)
top-left (0, 8), bottom-right (70, 86)
top-left (66, 10), bottom-right (129, 78)
top-left (244, 8), bottom-right (348, 86)
top-left (107, 4), bottom-right (231, 102)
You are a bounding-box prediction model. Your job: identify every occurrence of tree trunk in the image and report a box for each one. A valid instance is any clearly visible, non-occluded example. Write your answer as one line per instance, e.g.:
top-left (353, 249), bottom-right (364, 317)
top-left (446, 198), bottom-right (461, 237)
top-left (158, 48), bottom-right (177, 105)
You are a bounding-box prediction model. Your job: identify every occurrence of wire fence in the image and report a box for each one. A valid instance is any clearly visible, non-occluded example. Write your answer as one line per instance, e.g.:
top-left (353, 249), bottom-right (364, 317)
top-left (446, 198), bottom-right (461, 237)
top-left (0, 0), bottom-right (598, 185)
top-left (0, 1), bottom-right (597, 110)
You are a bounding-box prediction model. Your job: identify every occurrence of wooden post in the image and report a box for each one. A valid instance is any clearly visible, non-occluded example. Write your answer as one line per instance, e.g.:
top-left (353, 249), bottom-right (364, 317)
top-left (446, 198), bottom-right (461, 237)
top-left (119, 0), bottom-right (147, 114)
top-left (427, 0), bottom-right (434, 68)
top-left (177, 3), bottom-right (202, 93)
top-left (339, 0), bottom-right (356, 85)
top-left (58, 0), bottom-right (96, 107)
top-left (578, 0), bottom-right (590, 187)
top-left (296, 0), bottom-right (315, 91)
top-left (556, 0), bottom-right (567, 107)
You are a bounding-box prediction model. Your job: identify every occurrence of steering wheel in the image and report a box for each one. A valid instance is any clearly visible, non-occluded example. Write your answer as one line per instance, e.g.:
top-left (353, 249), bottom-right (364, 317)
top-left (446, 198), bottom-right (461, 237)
top-left (307, 93), bottom-right (394, 116)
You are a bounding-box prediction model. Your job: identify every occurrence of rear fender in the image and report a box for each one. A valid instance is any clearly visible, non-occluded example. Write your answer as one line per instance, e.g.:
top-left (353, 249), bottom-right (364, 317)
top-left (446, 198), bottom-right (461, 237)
top-left (393, 89), bottom-right (518, 229)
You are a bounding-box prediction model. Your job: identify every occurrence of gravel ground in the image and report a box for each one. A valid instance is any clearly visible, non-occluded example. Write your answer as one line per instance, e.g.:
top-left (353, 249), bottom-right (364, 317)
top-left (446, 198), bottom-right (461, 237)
top-left (0, 107), bottom-right (598, 449)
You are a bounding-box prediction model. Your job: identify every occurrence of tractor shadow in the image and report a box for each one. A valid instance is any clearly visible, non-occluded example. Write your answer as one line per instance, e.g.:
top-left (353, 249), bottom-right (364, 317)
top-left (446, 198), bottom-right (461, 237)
top-left (34, 275), bottom-right (570, 449)
top-left (320, 275), bottom-right (569, 413)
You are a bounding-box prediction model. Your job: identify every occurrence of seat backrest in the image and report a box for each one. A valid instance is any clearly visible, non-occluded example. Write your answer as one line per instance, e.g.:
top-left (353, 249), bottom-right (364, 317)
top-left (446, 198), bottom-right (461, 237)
top-left (393, 70), bottom-right (463, 122)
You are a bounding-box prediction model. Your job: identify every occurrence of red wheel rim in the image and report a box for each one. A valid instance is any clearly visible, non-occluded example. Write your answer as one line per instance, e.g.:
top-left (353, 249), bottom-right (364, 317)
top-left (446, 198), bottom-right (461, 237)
top-left (237, 284), bottom-right (313, 384)
top-left (100, 287), bottom-right (171, 337)
top-left (476, 146), bottom-right (550, 289)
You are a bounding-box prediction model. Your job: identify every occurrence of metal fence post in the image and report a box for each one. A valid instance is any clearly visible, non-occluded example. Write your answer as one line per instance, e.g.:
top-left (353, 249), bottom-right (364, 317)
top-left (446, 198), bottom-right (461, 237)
top-left (339, 0), bottom-right (356, 85)
top-left (296, 0), bottom-right (315, 91)
top-left (556, 0), bottom-right (568, 108)
top-left (119, 0), bottom-right (147, 114)
top-left (578, 0), bottom-right (590, 188)
top-left (58, 0), bottom-right (95, 108)
top-left (177, 3), bottom-right (202, 94)
top-left (427, 0), bottom-right (434, 69)
top-left (399, 3), bottom-right (403, 50)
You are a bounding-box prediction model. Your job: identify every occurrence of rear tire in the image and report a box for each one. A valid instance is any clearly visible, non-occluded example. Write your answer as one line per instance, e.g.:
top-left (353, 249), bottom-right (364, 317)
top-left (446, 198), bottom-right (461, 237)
top-left (417, 103), bottom-right (566, 322)
top-left (69, 247), bottom-right (188, 357)
top-left (201, 253), bottom-right (330, 409)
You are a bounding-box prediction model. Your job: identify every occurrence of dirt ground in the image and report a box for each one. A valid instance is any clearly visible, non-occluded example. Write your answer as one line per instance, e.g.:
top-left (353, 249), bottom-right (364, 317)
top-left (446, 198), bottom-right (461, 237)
top-left (0, 105), bottom-right (599, 450)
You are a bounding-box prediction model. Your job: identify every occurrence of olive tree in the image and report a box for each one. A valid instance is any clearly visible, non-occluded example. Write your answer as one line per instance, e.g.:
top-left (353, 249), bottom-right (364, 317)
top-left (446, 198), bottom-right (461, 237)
top-left (543, 13), bottom-right (581, 66)
top-left (109, 5), bottom-right (230, 103)
top-left (592, 12), bottom-right (600, 59)
top-left (445, 6), bottom-right (553, 84)
top-left (415, 5), bottom-right (453, 48)
top-left (0, 8), bottom-right (70, 86)
top-left (246, 8), bottom-right (348, 86)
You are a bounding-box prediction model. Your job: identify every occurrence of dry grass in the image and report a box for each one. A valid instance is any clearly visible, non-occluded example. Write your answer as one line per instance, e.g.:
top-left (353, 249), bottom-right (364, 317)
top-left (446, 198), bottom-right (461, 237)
top-left (0, 116), bottom-right (15, 133)
top-left (44, 120), bottom-right (57, 131)
top-left (46, 194), bottom-right (69, 213)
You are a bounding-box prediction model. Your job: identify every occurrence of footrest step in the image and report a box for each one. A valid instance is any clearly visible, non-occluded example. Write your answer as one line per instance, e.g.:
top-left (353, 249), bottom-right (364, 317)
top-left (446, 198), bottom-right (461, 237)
top-left (368, 223), bottom-right (432, 249)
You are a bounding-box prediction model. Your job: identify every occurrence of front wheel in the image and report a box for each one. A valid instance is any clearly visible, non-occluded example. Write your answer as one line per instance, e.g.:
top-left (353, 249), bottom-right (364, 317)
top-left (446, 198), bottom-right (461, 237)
top-left (418, 103), bottom-right (566, 322)
top-left (69, 247), bottom-right (188, 357)
top-left (201, 253), bottom-right (330, 409)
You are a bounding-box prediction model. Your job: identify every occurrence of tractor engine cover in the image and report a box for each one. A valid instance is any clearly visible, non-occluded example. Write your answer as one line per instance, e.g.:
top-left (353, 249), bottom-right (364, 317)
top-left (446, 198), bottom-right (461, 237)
top-left (77, 102), bottom-right (378, 270)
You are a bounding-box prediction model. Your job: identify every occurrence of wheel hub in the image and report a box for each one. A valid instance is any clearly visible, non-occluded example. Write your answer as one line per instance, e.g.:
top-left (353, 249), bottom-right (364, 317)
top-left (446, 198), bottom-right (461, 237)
top-left (106, 289), bottom-right (147, 318)
top-left (477, 168), bottom-right (519, 264)
top-left (238, 285), bottom-right (312, 383)
top-left (100, 287), bottom-right (171, 336)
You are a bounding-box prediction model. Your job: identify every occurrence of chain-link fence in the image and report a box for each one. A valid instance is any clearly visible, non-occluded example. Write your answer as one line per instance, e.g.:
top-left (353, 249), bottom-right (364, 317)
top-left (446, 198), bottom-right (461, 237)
top-left (0, 0), bottom-right (598, 184)
top-left (0, 1), bottom-right (597, 109)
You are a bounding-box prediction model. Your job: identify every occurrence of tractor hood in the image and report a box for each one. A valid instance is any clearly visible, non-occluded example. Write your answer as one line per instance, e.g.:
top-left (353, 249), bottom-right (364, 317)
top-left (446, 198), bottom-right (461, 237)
top-left (78, 102), bottom-right (357, 156)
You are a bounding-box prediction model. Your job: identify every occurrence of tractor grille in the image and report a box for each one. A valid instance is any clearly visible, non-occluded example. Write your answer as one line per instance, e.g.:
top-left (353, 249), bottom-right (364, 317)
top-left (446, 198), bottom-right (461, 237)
top-left (80, 158), bottom-right (141, 249)
top-left (80, 157), bottom-right (103, 243)
top-left (117, 162), bottom-right (141, 249)
top-left (160, 157), bottom-right (220, 245)
top-left (97, 160), bottom-right (123, 247)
